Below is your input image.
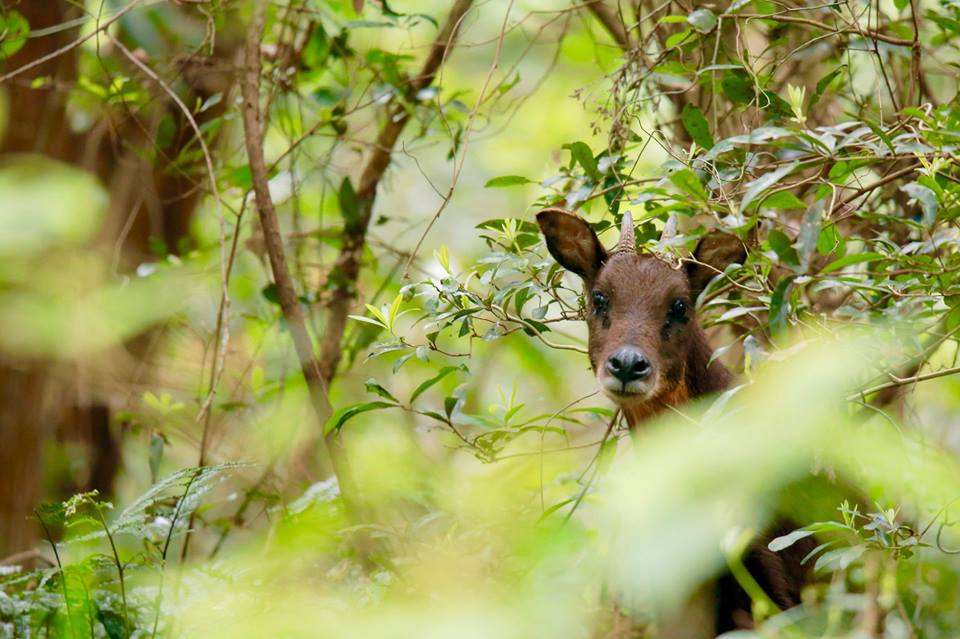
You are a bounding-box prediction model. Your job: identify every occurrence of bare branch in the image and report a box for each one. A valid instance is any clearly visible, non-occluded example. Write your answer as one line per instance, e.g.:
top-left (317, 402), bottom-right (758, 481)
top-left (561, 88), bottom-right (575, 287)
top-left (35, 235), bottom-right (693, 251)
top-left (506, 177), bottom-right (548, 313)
top-left (240, 1), bottom-right (331, 422)
top-left (584, 0), bottom-right (632, 50)
top-left (317, 0), bottom-right (475, 385)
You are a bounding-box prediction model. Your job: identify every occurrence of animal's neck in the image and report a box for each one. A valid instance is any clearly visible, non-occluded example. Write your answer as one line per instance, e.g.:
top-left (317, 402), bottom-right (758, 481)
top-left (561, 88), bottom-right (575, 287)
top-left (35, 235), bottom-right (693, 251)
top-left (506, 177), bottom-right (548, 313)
top-left (623, 322), bottom-right (731, 427)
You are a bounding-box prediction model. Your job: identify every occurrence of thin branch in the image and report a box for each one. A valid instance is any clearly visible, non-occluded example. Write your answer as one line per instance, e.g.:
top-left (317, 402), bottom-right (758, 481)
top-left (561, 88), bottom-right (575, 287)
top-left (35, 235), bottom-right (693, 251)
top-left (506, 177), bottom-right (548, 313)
top-left (240, 1), bottom-right (331, 422)
top-left (562, 410), bottom-right (619, 524)
top-left (107, 40), bottom-right (234, 425)
top-left (238, 1), bottom-right (364, 538)
top-left (584, 0), bottom-right (632, 49)
top-left (402, 0), bottom-right (516, 277)
top-left (731, 12), bottom-right (912, 47)
top-left (833, 163), bottom-right (919, 216)
top-left (317, 0), bottom-right (475, 385)
top-left (908, 0), bottom-right (922, 106)
top-left (849, 364), bottom-right (960, 401)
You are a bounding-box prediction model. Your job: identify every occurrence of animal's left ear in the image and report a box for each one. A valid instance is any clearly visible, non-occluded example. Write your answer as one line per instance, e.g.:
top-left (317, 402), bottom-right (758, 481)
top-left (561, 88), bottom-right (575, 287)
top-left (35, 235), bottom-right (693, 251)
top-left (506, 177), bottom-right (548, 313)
top-left (686, 231), bottom-right (747, 301)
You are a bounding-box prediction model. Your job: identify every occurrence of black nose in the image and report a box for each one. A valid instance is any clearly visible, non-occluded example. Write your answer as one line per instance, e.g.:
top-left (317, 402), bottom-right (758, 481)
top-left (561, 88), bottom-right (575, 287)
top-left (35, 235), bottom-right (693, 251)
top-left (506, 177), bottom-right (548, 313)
top-left (605, 347), bottom-right (652, 383)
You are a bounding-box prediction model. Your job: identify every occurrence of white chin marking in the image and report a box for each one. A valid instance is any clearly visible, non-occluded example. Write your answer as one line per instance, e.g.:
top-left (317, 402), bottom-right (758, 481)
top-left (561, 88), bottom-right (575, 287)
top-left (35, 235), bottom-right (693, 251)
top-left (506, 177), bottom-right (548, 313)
top-left (598, 376), bottom-right (657, 405)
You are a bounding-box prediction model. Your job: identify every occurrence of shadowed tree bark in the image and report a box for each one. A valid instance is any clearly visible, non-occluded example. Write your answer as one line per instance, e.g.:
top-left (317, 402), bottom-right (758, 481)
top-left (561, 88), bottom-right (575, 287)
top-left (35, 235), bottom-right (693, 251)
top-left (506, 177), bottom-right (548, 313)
top-left (0, 1), bottom-right (237, 556)
top-left (0, 0), bottom-right (85, 558)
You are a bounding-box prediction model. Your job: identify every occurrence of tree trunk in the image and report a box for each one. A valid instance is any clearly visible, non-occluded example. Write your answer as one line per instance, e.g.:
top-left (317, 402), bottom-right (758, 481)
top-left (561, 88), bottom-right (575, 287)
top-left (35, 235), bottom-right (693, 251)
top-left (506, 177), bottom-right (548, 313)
top-left (0, 1), bottom-right (238, 555)
top-left (0, 0), bottom-right (84, 558)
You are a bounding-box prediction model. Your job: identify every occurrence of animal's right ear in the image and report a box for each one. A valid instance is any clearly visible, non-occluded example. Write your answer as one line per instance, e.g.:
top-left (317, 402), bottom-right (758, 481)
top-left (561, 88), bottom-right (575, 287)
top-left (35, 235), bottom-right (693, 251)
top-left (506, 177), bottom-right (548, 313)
top-left (536, 207), bottom-right (607, 281)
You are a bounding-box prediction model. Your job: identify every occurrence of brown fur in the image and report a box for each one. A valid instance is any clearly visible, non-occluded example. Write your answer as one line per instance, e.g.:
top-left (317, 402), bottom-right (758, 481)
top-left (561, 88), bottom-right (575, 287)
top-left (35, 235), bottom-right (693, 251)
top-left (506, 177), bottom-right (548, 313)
top-left (537, 208), bottom-right (812, 633)
top-left (537, 209), bottom-right (734, 428)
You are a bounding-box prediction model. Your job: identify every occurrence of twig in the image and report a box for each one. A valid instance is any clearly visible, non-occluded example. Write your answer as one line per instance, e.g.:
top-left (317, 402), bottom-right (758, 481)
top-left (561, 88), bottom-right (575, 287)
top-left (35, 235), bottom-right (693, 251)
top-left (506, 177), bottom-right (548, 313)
top-left (731, 12), bottom-right (912, 47)
top-left (401, 0), bottom-right (516, 278)
top-left (240, 1), bottom-right (331, 422)
top-left (94, 505), bottom-right (130, 637)
top-left (36, 512), bottom-right (77, 639)
top-left (107, 36), bottom-right (235, 443)
top-left (848, 363), bottom-right (960, 401)
top-left (238, 0), bottom-right (365, 538)
top-left (152, 469), bottom-right (201, 638)
top-left (908, 0), bottom-right (922, 106)
top-left (317, 0), bottom-right (475, 385)
top-left (833, 164), bottom-right (919, 216)
top-left (584, 0), bottom-right (632, 49)
top-left (0, 548), bottom-right (51, 567)
top-left (562, 410), bottom-right (619, 524)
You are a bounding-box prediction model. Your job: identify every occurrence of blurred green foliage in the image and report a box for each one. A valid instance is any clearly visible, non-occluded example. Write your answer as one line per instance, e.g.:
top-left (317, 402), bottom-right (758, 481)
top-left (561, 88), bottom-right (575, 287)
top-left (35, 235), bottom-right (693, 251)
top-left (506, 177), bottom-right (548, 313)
top-left (3, 0), bottom-right (960, 637)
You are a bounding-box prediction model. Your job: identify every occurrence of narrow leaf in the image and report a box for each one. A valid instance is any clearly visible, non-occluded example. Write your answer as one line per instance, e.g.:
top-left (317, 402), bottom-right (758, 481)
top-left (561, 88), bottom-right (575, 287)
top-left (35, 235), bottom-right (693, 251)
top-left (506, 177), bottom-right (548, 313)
top-left (821, 252), bottom-right (885, 273)
top-left (768, 529), bottom-right (815, 552)
top-left (485, 175), bottom-right (533, 188)
top-left (410, 365), bottom-right (464, 405)
top-left (325, 401), bottom-right (396, 434)
top-left (740, 162), bottom-right (798, 213)
top-left (681, 104), bottom-right (714, 149)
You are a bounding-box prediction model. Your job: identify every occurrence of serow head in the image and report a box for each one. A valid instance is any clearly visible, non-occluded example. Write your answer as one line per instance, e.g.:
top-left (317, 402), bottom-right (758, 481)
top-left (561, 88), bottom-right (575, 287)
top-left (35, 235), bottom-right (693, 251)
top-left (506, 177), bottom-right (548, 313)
top-left (536, 207), bottom-right (744, 409)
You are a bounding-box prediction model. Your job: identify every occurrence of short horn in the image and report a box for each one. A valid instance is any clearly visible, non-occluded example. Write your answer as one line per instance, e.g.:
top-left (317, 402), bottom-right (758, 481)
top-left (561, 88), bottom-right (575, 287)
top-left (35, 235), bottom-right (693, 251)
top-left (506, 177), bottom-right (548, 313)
top-left (661, 213), bottom-right (678, 243)
top-left (615, 211), bottom-right (636, 253)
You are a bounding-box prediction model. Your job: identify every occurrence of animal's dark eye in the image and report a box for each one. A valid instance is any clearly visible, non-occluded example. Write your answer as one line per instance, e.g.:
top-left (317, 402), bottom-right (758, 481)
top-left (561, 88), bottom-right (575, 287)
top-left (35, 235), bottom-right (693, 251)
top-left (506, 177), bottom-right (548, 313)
top-left (668, 298), bottom-right (689, 323)
top-left (591, 291), bottom-right (608, 315)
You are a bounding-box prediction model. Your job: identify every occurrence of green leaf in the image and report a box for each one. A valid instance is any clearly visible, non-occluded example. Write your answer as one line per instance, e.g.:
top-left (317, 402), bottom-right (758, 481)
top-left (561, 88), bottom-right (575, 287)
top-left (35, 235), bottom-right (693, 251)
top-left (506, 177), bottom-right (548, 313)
top-left (816, 224), bottom-right (844, 256)
top-left (562, 141), bottom-right (599, 180)
top-left (768, 529), bottom-right (816, 552)
top-left (721, 69), bottom-right (755, 105)
top-left (768, 229), bottom-right (799, 266)
top-left (348, 314), bottom-right (387, 328)
top-left (312, 87), bottom-right (343, 107)
top-left (669, 168), bottom-right (708, 200)
top-left (808, 65), bottom-right (845, 110)
top-left (97, 609), bottom-right (127, 639)
top-left (814, 545), bottom-right (865, 573)
top-left (484, 175), bottom-right (533, 188)
top-left (665, 28), bottom-right (694, 48)
top-left (866, 120), bottom-right (896, 156)
top-left (537, 498), bottom-right (577, 522)
top-left (302, 24), bottom-right (331, 68)
top-left (261, 283), bottom-right (280, 305)
top-left (760, 191), bottom-right (805, 210)
top-left (740, 162), bottom-right (798, 213)
top-left (339, 177), bottom-right (361, 231)
top-left (759, 91), bottom-right (793, 119)
top-left (680, 104), bottom-right (714, 149)
top-left (769, 276), bottom-right (793, 334)
top-left (365, 379), bottom-right (398, 402)
top-left (797, 201), bottom-right (825, 269)
top-left (444, 396), bottom-right (459, 418)
top-left (900, 182), bottom-right (938, 227)
top-left (821, 252), bottom-right (885, 273)
top-left (148, 433), bottom-right (164, 483)
top-left (0, 10), bottom-right (29, 60)
top-left (72, 464), bottom-right (248, 543)
top-left (687, 8), bottom-right (717, 33)
top-left (410, 366), bottom-right (465, 404)
top-left (325, 401), bottom-right (396, 434)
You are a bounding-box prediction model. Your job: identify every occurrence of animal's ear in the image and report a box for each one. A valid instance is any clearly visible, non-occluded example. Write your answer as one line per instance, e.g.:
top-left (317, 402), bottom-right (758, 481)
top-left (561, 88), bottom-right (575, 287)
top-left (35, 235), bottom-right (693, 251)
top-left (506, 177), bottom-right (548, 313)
top-left (686, 231), bottom-right (747, 301)
top-left (536, 207), bottom-right (607, 281)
